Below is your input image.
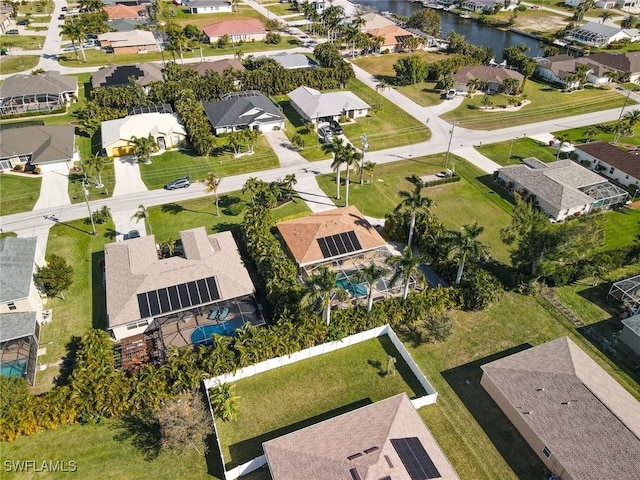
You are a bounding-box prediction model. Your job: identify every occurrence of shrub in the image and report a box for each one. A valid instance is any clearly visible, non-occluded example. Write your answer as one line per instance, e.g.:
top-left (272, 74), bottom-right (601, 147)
top-left (12, 163), bottom-right (23, 171)
top-left (227, 201), bottom-right (246, 216)
top-left (457, 266), bottom-right (503, 311)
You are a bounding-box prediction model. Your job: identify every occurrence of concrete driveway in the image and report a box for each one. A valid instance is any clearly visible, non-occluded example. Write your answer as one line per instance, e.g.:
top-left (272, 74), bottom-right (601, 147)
top-left (33, 169), bottom-right (71, 213)
top-left (112, 156), bottom-right (148, 197)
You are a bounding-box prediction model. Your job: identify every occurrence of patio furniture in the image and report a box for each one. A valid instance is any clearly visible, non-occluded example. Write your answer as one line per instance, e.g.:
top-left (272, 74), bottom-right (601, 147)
top-left (208, 305), bottom-right (220, 320)
top-left (218, 306), bottom-right (230, 321)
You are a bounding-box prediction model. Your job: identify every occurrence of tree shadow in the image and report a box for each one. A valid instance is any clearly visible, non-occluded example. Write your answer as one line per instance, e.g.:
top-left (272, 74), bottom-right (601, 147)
top-left (442, 345), bottom-right (550, 480)
top-left (475, 175), bottom-right (516, 206)
top-left (114, 412), bottom-right (162, 461)
top-left (53, 335), bottom-right (82, 387)
top-left (91, 251), bottom-right (107, 329)
top-left (161, 203), bottom-right (186, 215)
top-left (367, 359), bottom-right (383, 376)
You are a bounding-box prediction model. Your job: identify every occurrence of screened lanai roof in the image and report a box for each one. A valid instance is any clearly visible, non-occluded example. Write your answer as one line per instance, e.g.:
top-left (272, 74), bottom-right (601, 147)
top-left (608, 275), bottom-right (640, 314)
top-left (581, 181), bottom-right (628, 209)
top-left (566, 27), bottom-right (608, 46)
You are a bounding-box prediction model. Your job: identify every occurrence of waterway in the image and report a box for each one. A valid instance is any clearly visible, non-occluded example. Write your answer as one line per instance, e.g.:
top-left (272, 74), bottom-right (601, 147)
top-left (355, 0), bottom-right (539, 60)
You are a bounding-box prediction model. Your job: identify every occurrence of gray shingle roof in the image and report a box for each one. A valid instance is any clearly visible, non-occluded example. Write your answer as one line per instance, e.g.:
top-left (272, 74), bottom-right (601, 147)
top-left (182, 59), bottom-right (245, 76)
top-left (0, 237), bottom-right (37, 303)
top-left (267, 52), bottom-right (318, 70)
top-left (203, 91), bottom-right (283, 129)
top-left (288, 86), bottom-right (370, 121)
top-left (0, 311), bottom-right (37, 343)
top-left (481, 337), bottom-right (640, 480)
top-left (0, 125), bottom-right (75, 164)
top-left (0, 71), bottom-right (77, 99)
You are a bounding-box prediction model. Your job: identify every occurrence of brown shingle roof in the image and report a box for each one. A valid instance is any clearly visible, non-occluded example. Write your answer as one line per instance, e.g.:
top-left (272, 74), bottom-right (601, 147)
top-left (587, 51), bottom-right (640, 75)
top-left (263, 393), bottom-right (459, 480)
top-left (104, 228), bottom-right (255, 328)
top-left (0, 71), bottom-right (77, 99)
top-left (276, 206), bottom-right (387, 267)
top-left (453, 65), bottom-right (524, 84)
top-left (182, 58), bottom-right (245, 76)
top-left (481, 337), bottom-right (640, 480)
top-left (575, 141), bottom-right (640, 179)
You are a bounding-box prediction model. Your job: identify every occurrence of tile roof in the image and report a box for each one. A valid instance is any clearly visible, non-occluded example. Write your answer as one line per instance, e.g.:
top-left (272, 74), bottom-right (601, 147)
top-left (263, 393), bottom-right (459, 480)
top-left (366, 25), bottom-right (415, 47)
top-left (481, 337), bottom-right (640, 480)
top-left (0, 71), bottom-right (77, 99)
top-left (0, 311), bottom-right (38, 343)
top-left (105, 228), bottom-right (255, 328)
top-left (0, 125), bottom-right (75, 164)
top-left (276, 206), bottom-right (387, 267)
top-left (100, 112), bottom-right (186, 150)
top-left (453, 65), bottom-right (524, 84)
top-left (0, 237), bottom-right (37, 303)
top-left (348, 12), bottom-right (395, 32)
top-left (203, 91), bottom-right (283, 129)
top-left (574, 141), bottom-right (640, 179)
top-left (288, 86), bottom-right (370, 120)
top-left (182, 58), bottom-right (245, 76)
top-left (202, 18), bottom-right (265, 37)
top-left (91, 63), bottom-right (165, 89)
top-left (103, 4), bottom-right (146, 19)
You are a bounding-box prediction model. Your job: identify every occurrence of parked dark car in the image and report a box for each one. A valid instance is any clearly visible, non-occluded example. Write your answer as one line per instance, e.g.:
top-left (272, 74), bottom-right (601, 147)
top-left (165, 175), bottom-right (191, 190)
top-left (61, 6), bottom-right (67, 11)
top-left (329, 119), bottom-right (343, 135)
top-left (6, 29), bottom-right (18, 35)
top-left (17, 20), bottom-right (29, 26)
top-left (58, 14), bottom-right (65, 20)
top-left (123, 230), bottom-right (140, 240)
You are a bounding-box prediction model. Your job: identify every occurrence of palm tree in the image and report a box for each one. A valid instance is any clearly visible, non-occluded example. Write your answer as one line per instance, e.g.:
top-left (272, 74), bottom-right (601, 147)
top-left (209, 383), bottom-right (240, 422)
top-left (79, 0), bottom-right (103, 12)
top-left (363, 161), bottom-right (376, 184)
top-left (59, 17), bottom-right (87, 62)
top-left (322, 136), bottom-right (347, 200)
top-left (555, 134), bottom-right (569, 160)
top-left (128, 135), bottom-right (157, 164)
top-left (601, 11), bottom-right (613, 24)
top-left (302, 266), bottom-right (347, 325)
top-left (351, 263), bottom-right (388, 312)
top-left (386, 247), bottom-right (428, 301)
top-left (132, 204), bottom-right (152, 235)
top-left (343, 146), bottom-right (361, 207)
top-left (84, 154), bottom-right (108, 188)
top-left (204, 172), bottom-right (222, 216)
top-left (352, 14), bottom-right (366, 32)
top-left (622, 15), bottom-right (638, 29)
top-left (448, 222), bottom-right (488, 284)
top-left (375, 79), bottom-right (389, 109)
top-left (466, 78), bottom-right (480, 95)
top-left (623, 109), bottom-right (640, 127)
top-left (395, 178), bottom-right (433, 247)
top-left (583, 125), bottom-right (598, 143)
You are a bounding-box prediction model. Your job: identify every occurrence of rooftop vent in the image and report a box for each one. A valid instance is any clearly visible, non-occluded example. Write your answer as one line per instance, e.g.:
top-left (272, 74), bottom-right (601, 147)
top-left (364, 446), bottom-right (379, 454)
top-left (347, 453), bottom-right (363, 461)
top-left (349, 468), bottom-right (362, 480)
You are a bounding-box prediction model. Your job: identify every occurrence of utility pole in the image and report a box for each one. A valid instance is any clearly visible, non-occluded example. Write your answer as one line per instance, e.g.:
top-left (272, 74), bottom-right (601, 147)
top-left (359, 134), bottom-right (368, 185)
top-left (614, 89), bottom-right (632, 143)
top-left (82, 180), bottom-right (96, 235)
top-left (444, 122), bottom-right (456, 169)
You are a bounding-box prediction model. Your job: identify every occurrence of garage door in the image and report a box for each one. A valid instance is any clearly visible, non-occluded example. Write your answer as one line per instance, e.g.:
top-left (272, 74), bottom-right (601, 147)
top-left (111, 146), bottom-right (134, 157)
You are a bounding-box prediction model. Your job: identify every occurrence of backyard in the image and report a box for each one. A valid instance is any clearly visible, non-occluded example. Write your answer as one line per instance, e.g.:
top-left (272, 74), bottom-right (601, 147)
top-left (0, 174), bottom-right (42, 216)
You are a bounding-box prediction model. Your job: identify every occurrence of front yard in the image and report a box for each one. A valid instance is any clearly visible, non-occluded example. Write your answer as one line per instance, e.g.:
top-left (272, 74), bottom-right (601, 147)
top-left (476, 136), bottom-right (564, 166)
top-left (0, 55), bottom-right (39, 74)
top-left (0, 174), bottom-right (42, 216)
top-left (0, 35), bottom-right (44, 51)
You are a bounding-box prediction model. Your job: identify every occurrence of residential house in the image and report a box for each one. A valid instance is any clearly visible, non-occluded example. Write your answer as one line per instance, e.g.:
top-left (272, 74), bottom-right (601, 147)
top-left (453, 65), bottom-right (524, 93)
top-left (564, 22), bottom-right (640, 47)
top-left (91, 63), bottom-right (164, 89)
top-left (184, 0), bottom-right (231, 14)
top-left (461, 0), bottom-right (516, 12)
top-left (584, 51), bottom-right (640, 83)
top-left (101, 112), bottom-right (186, 157)
top-left (535, 54), bottom-right (614, 88)
top-left (620, 314), bottom-right (640, 356)
top-left (203, 91), bottom-right (284, 134)
top-left (263, 52), bottom-right (317, 70)
top-left (566, 0), bottom-right (619, 8)
top-left (0, 237), bottom-right (45, 386)
top-left (288, 85), bottom-right (370, 124)
top-left (202, 19), bottom-right (266, 44)
top-left (0, 125), bottom-right (76, 172)
top-left (481, 336), bottom-right (640, 480)
top-left (0, 9), bottom-right (11, 35)
top-left (98, 30), bottom-right (158, 54)
top-left (366, 25), bottom-right (418, 53)
top-left (263, 393), bottom-right (460, 480)
top-left (103, 4), bottom-right (147, 20)
top-left (108, 17), bottom-right (145, 32)
top-left (104, 228), bottom-right (260, 352)
top-left (495, 157), bottom-right (628, 221)
top-left (182, 58), bottom-right (246, 76)
top-left (345, 12), bottom-right (395, 32)
top-left (0, 71), bottom-right (78, 116)
top-left (574, 142), bottom-right (640, 191)
top-left (311, 0), bottom-right (326, 14)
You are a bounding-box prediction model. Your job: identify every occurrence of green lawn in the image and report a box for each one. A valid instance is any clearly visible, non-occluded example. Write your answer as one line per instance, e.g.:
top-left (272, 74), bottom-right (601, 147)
top-left (396, 81), bottom-right (444, 107)
top-left (148, 191), bottom-right (310, 244)
top-left (275, 97), bottom-right (330, 162)
top-left (597, 206), bottom-right (640, 251)
top-left (265, 2), bottom-right (298, 16)
top-left (18, 1), bottom-right (54, 15)
top-left (476, 137), bottom-right (562, 166)
top-left (352, 51), bottom-right (451, 80)
top-left (0, 55), bottom-right (39, 74)
top-left (553, 120), bottom-right (640, 147)
top-left (139, 136), bottom-right (279, 191)
top-left (0, 174), bottom-right (42, 215)
top-left (216, 336), bottom-right (427, 469)
top-left (441, 81), bottom-right (633, 130)
top-left (167, 4), bottom-right (265, 27)
top-left (315, 156), bottom-right (514, 264)
top-left (0, 35), bottom-right (45, 51)
top-left (68, 160), bottom-right (116, 205)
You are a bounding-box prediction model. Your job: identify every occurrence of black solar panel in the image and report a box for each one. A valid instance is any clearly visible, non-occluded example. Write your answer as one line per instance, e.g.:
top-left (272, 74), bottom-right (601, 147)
top-left (390, 438), bottom-right (441, 480)
top-left (317, 231), bottom-right (362, 259)
top-left (137, 277), bottom-right (220, 318)
top-left (102, 65), bottom-right (144, 88)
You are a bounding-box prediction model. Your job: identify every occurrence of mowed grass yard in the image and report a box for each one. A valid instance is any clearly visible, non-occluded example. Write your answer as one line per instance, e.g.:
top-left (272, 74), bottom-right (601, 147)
top-left (476, 137), bottom-right (565, 166)
top-left (441, 81), bottom-right (633, 130)
top-left (217, 336), bottom-right (427, 469)
top-left (553, 120), bottom-right (640, 146)
top-left (0, 55), bottom-right (39, 74)
top-left (0, 174), bottom-right (42, 215)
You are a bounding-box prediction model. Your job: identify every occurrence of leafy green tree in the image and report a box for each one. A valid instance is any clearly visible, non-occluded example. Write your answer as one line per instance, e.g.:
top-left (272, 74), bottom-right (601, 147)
top-left (395, 177), bottom-right (434, 247)
top-left (84, 154), bottom-right (109, 188)
top-left (448, 222), bottom-right (488, 284)
top-left (208, 383), bottom-right (239, 422)
top-left (158, 390), bottom-right (213, 454)
top-left (204, 172), bottom-right (222, 216)
top-left (227, 131), bottom-right (244, 155)
top-left (393, 55), bottom-right (427, 86)
top-left (387, 247), bottom-right (428, 300)
top-left (59, 17), bottom-right (87, 62)
top-left (303, 266), bottom-right (348, 325)
top-left (313, 42), bottom-right (342, 68)
top-left (407, 9), bottom-right (440, 36)
top-left (34, 255), bottom-right (73, 300)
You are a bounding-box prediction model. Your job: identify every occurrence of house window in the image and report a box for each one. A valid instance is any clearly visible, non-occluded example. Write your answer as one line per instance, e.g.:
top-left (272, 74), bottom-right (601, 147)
top-left (609, 167), bottom-right (615, 174)
top-left (7, 302), bottom-right (17, 311)
top-left (126, 319), bottom-right (148, 330)
top-left (542, 446), bottom-right (551, 458)
top-left (626, 175), bottom-right (630, 180)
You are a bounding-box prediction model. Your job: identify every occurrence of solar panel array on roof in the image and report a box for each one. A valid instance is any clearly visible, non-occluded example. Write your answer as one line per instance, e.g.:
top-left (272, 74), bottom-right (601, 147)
top-left (127, 104), bottom-right (174, 116)
top-left (317, 231), bottom-right (362, 259)
top-left (101, 65), bottom-right (145, 87)
top-left (391, 437), bottom-right (441, 480)
top-left (137, 276), bottom-right (219, 318)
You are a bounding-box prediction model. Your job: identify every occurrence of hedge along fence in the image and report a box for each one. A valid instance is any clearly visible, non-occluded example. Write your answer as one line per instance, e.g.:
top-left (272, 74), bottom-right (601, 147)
top-left (424, 175), bottom-right (461, 188)
top-left (203, 325), bottom-right (438, 480)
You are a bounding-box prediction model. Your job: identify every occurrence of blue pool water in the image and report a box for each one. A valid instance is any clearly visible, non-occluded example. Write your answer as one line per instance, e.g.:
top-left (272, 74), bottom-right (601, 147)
top-left (1, 359), bottom-right (27, 378)
top-left (336, 278), bottom-right (368, 298)
top-left (191, 317), bottom-right (245, 345)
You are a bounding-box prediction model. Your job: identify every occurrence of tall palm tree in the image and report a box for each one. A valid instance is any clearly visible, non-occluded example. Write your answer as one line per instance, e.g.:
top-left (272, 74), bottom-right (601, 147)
top-left (448, 222), bottom-right (488, 284)
top-left (302, 266), bottom-right (347, 325)
top-left (322, 136), bottom-right (347, 200)
top-left (59, 17), bottom-right (87, 62)
top-left (209, 383), bottom-right (240, 422)
top-left (555, 133), bottom-right (569, 160)
top-left (343, 146), bottom-right (361, 207)
top-left (601, 11), bottom-right (613, 24)
top-left (363, 161), bottom-right (376, 184)
top-left (583, 125), bottom-right (598, 143)
top-left (79, 0), bottom-right (103, 12)
top-left (375, 79), bottom-right (389, 109)
top-left (386, 247), bottom-right (428, 301)
top-left (132, 204), bottom-right (152, 235)
top-left (395, 178), bottom-right (433, 247)
top-left (623, 109), bottom-right (640, 127)
top-left (204, 172), bottom-right (222, 216)
top-left (128, 135), bottom-right (157, 164)
top-left (351, 263), bottom-right (388, 312)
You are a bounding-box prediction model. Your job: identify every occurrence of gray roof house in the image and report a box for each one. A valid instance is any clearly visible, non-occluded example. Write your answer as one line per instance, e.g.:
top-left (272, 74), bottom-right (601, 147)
top-left (263, 393), bottom-right (460, 480)
top-left (620, 314), bottom-right (640, 356)
top-left (0, 237), bottom-right (43, 387)
top-left (0, 125), bottom-right (76, 173)
top-left (288, 86), bottom-right (370, 123)
top-left (104, 228), bottom-right (261, 352)
top-left (265, 52), bottom-right (318, 70)
top-left (184, 0), bottom-right (231, 14)
top-left (203, 91), bottom-right (284, 135)
top-left (481, 337), bottom-right (640, 480)
top-left (0, 71), bottom-right (78, 116)
top-left (496, 158), bottom-right (627, 221)
top-left (92, 63), bottom-right (165, 89)
top-left (564, 21), bottom-right (640, 47)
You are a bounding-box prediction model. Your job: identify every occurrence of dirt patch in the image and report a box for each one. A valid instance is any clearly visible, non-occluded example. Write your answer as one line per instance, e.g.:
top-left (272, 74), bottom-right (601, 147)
top-left (516, 14), bottom-right (568, 34)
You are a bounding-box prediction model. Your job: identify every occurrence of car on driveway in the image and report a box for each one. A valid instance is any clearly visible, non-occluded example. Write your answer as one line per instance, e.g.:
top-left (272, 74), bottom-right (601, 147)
top-left (165, 175), bottom-right (191, 190)
top-left (123, 230), bottom-right (140, 240)
top-left (62, 44), bottom-right (78, 52)
top-left (318, 125), bottom-right (334, 144)
top-left (82, 40), bottom-right (96, 48)
top-left (58, 14), bottom-right (65, 20)
top-left (328, 119), bottom-right (343, 135)
top-left (6, 29), bottom-right (18, 35)
top-left (61, 6), bottom-right (67, 11)
top-left (17, 20), bottom-right (29, 26)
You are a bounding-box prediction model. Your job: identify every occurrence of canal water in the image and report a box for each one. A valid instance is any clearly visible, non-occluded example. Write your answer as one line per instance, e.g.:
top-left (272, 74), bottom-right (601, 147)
top-left (355, 0), bottom-right (539, 60)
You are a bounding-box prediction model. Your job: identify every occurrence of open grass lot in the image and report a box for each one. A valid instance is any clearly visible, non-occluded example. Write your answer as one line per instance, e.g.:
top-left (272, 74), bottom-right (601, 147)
top-left (441, 81), bottom-right (632, 130)
top-left (476, 137), bottom-right (562, 166)
top-left (0, 55), bottom-right (39, 74)
top-left (0, 174), bottom-right (42, 215)
top-left (139, 137), bottom-right (279, 190)
top-left (167, 4), bottom-right (266, 28)
top-left (216, 336), bottom-right (427, 469)
top-left (315, 156), bottom-right (514, 264)
top-left (0, 35), bottom-right (44, 51)
top-left (264, 2), bottom-right (298, 16)
top-left (18, 2), bottom-right (54, 15)
top-left (553, 120), bottom-right (640, 146)
top-left (148, 191), bottom-right (310, 244)
top-left (396, 81), bottom-right (444, 107)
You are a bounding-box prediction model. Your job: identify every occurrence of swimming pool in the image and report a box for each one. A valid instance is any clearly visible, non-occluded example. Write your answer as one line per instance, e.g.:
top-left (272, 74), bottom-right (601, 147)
top-left (191, 317), bottom-right (246, 345)
top-left (1, 358), bottom-right (27, 378)
top-left (335, 278), bottom-right (368, 298)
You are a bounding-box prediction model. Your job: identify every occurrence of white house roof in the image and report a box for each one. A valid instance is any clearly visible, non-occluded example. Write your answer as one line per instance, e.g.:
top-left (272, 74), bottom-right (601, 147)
top-left (101, 112), bottom-right (186, 150)
top-left (98, 30), bottom-right (156, 48)
top-left (288, 86), bottom-right (370, 120)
